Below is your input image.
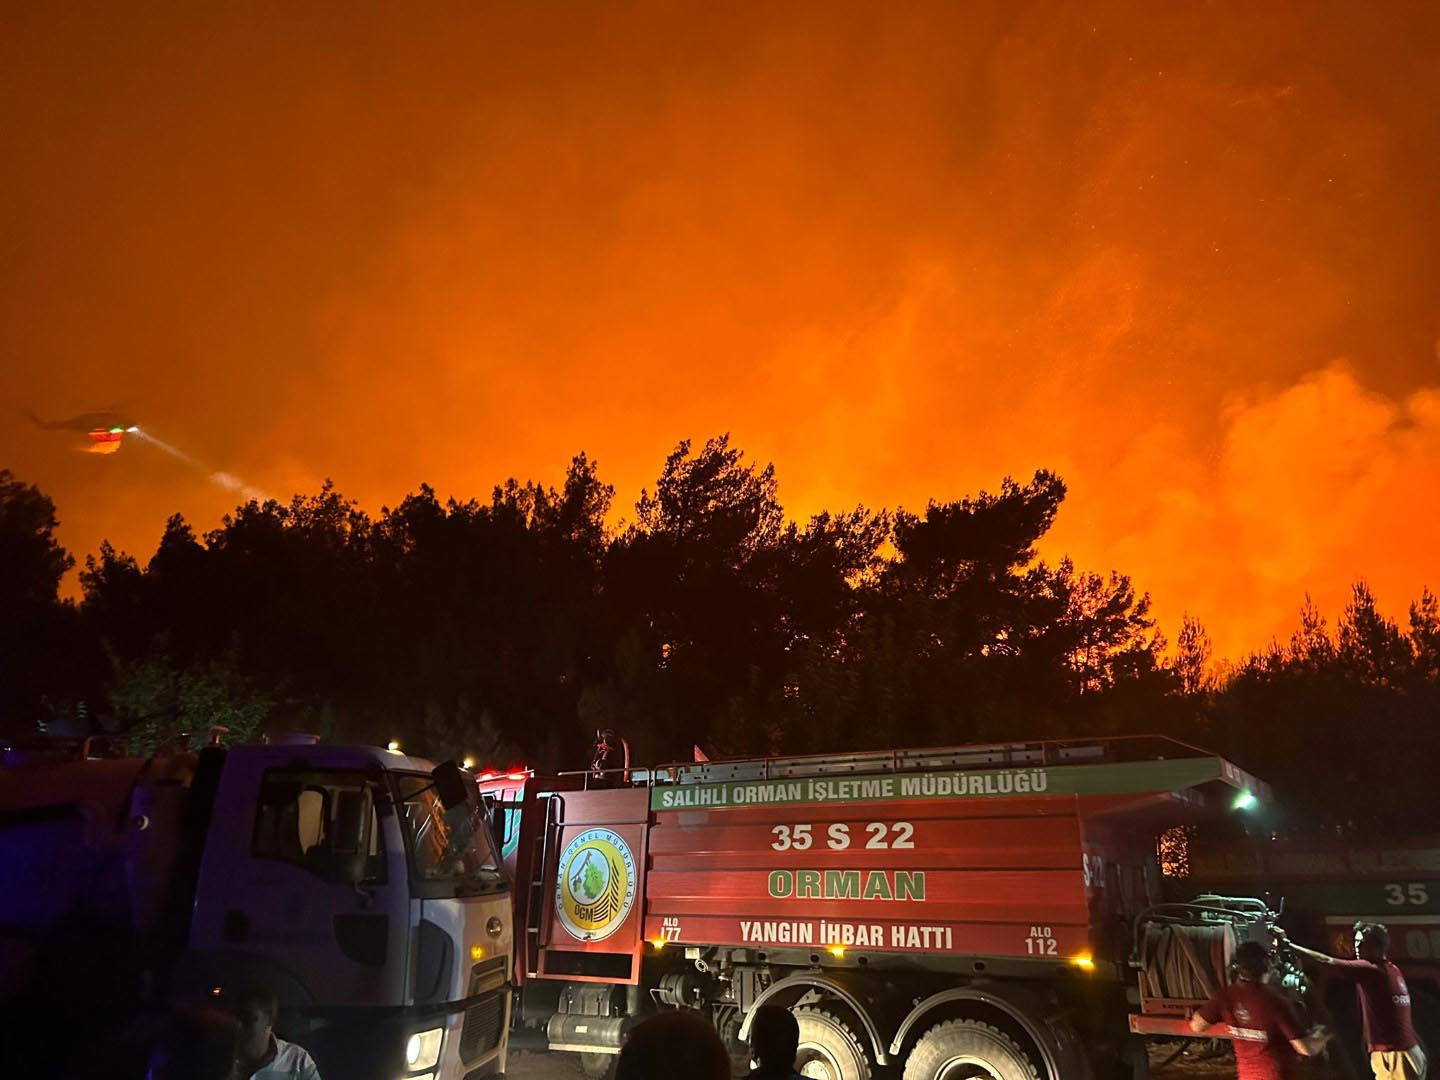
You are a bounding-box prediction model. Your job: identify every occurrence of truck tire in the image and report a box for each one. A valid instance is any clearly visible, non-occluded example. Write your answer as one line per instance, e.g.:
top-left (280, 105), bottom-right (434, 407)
top-left (902, 1019), bottom-right (1042, 1080)
top-left (794, 1005), bottom-right (874, 1080)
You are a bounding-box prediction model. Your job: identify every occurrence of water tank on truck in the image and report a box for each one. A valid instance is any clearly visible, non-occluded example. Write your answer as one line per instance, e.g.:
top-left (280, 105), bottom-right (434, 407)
top-left (480, 734), bottom-right (1288, 1080)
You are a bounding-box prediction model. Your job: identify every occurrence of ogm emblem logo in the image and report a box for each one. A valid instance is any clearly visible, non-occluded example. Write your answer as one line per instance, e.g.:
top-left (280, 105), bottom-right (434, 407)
top-left (555, 828), bottom-right (637, 942)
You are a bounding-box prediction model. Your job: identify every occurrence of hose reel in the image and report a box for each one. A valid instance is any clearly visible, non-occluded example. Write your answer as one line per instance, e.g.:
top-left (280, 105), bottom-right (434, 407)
top-left (1134, 896), bottom-right (1292, 1003)
top-left (1139, 920), bottom-right (1234, 1001)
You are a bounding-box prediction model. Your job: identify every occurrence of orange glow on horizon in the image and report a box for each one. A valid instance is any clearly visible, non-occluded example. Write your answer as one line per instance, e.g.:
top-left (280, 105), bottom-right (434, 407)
top-left (4, 5), bottom-right (1438, 662)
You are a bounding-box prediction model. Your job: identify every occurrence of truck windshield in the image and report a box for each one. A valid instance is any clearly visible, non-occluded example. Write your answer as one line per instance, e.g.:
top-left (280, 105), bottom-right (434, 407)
top-left (394, 774), bottom-right (505, 894)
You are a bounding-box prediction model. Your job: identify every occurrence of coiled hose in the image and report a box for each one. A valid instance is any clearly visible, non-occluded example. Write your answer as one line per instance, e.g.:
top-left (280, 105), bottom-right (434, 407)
top-left (1139, 921), bottom-right (1234, 1001)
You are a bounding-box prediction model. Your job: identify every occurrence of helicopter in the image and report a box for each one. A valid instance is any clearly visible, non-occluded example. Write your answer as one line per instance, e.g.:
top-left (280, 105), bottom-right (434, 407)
top-left (24, 409), bottom-right (141, 454)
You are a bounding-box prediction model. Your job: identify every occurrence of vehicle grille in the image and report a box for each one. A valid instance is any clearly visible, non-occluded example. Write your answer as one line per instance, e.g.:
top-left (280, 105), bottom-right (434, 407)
top-left (459, 990), bottom-right (504, 1064)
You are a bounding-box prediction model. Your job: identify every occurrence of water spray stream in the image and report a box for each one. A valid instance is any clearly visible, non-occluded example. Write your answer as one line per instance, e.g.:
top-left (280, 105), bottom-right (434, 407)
top-left (129, 427), bottom-right (270, 502)
top-left (208, 470), bottom-right (269, 502)
top-left (128, 427), bottom-right (202, 468)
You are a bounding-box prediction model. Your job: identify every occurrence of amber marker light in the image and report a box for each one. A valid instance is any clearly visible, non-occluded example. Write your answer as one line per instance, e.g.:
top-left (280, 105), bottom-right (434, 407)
top-left (1070, 954), bottom-right (1096, 971)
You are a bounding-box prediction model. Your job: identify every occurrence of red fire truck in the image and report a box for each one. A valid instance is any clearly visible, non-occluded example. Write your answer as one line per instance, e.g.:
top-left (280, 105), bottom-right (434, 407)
top-left (479, 736), bottom-right (1289, 1080)
top-left (1183, 832), bottom-right (1440, 1075)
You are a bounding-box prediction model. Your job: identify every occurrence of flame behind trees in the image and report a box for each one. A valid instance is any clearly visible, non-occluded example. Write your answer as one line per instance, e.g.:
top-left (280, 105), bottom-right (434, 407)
top-left (2, 440), bottom-right (1437, 830)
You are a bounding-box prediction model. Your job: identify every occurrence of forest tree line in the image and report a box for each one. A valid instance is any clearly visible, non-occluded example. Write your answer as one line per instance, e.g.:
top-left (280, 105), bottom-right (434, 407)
top-left (2, 435), bottom-right (1436, 831)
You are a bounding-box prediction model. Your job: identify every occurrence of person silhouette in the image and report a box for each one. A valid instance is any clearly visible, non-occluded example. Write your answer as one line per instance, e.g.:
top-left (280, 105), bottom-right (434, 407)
top-left (145, 1006), bottom-right (238, 1080)
top-left (1286, 923), bottom-right (1425, 1080)
top-left (747, 1006), bottom-right (805, 1080)
top-left (615, 1010), bottom-right (730, 1080)
top-left (1190, 941), bottom-right (1325, 1080)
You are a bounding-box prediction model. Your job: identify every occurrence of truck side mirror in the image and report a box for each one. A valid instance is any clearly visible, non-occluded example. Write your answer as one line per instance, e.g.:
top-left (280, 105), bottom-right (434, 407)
top-left (332, 788), bottom-right (372, 884)
top-left (432, 760), bottom-right (472, 812)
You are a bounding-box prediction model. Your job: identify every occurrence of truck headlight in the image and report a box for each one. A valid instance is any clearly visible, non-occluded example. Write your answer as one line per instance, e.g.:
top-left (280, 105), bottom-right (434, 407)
top-left (405, 1028), bottom-right (443, 1071)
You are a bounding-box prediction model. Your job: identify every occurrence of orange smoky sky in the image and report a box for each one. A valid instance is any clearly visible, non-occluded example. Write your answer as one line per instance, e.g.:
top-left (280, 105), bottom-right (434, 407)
top-left (3, 3), bottom-right (1438, 660)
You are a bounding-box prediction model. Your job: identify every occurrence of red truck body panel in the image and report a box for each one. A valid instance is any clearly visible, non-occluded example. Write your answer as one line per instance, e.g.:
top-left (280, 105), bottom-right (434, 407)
top-left (643, 796), bottom-right (1092, 960)
top-left (486, 740), bottom-right (1263, 986)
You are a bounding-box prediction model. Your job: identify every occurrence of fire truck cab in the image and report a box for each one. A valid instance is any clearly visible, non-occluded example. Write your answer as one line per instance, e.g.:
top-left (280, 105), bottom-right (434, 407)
top-left (0, 737), bottom-right (512, 1080)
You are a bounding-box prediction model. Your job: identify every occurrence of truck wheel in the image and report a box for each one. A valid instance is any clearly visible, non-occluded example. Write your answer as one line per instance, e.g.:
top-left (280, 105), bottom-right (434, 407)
top-left (794, 1005), bottom-right (873, 1080)
top-left (902, 1019), bottom-right (1042, 1080)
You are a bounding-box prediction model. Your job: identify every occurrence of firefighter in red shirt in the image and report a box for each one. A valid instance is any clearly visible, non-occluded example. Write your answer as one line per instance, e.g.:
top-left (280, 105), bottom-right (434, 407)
top-left (1190, 941), bottom-right (1326, 1080)
top-left (1286, 922), bottom-right (1426, 1080)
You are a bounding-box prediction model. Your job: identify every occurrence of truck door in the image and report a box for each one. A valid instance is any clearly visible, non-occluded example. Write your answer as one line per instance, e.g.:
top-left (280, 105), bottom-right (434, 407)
top-left (536, 788), bottom-right (650, 983)
top-left (184, 757), bottom-right (409, 1009)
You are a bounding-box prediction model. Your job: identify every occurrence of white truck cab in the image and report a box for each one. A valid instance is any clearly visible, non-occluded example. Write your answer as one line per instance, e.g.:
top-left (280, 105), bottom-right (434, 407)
top-left (1, 738), bottom-right (513, 1080)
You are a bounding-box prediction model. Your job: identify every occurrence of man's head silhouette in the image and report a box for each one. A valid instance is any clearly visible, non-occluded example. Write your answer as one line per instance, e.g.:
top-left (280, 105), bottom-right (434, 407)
top-left (616, 1011), bottom-right (730, 1080)
top-left (749, 1006), bottom-right (800, 1073)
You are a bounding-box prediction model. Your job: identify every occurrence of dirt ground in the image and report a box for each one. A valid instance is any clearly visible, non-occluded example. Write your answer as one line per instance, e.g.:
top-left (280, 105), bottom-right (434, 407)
top-left (508, 1050), bottom-right (588, 1079)
top-left (506, 1042), bottom-right (1355, 1079)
